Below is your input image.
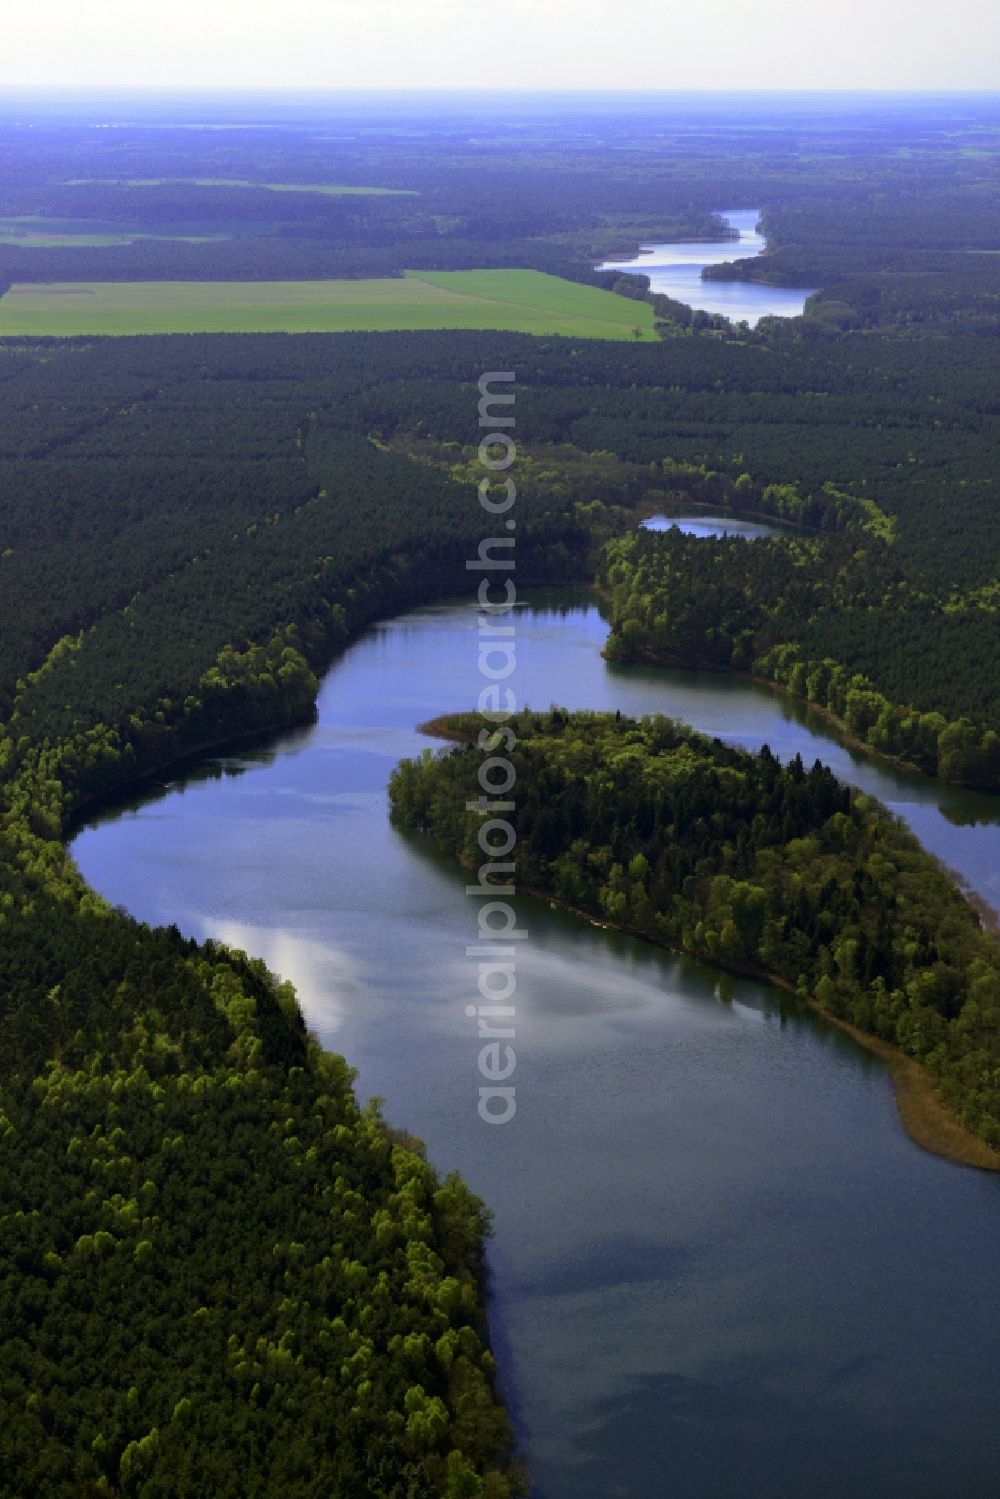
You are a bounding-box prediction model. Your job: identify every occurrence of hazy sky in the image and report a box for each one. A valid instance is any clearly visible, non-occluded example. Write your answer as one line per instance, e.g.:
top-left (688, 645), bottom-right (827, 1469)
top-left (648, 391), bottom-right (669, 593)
top-left (5, 0), bottom-right (999, 91)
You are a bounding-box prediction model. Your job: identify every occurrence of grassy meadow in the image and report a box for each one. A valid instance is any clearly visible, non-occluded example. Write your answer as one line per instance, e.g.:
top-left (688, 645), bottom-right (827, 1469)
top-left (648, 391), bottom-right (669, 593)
top-left (0, 270), bottom-right (657, 338)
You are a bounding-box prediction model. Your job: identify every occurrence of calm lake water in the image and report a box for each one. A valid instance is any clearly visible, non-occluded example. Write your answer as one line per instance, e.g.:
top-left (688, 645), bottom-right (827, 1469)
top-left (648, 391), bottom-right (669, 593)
top-left (597, 208), bottom-right (818, 325)
top-left (73, 592), bottom-right (1000, 1498)
top-left (643, 512), bottom-right (789, 540)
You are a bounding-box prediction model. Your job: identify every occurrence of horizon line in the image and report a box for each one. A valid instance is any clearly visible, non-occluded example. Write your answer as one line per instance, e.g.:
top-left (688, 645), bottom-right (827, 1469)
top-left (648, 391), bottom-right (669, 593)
top-left (2, 85), bottom-right (1000, 97)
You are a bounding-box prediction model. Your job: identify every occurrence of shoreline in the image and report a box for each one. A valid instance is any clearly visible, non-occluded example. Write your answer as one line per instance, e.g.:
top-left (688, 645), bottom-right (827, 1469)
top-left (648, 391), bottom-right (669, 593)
top-left (64, 707), bottom-right (317, 834)
top-left (632, 496), bottom-right (812, 534)
top-left (67, 603), bottom-right (1000, 1176)
top-left (604, 631), bottom-right (998, 797)
top-left (621, 646), bottom-right (1000, 921)
top-left (521, 882), bottom-right (1000, 1173)
top-left (599, 227), bottom-right (743, 265)
top-left (413, 720), bottom-right (1000, 1174)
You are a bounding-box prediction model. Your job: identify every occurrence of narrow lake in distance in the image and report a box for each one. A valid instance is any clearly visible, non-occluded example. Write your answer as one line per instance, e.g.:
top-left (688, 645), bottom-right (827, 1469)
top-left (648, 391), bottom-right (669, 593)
top-left (73, 591), bottom-right (1000, 1498)
top-left (596, 207), bottom-right (818, 325)
top-left (642, 511), bottom-right (791, 540)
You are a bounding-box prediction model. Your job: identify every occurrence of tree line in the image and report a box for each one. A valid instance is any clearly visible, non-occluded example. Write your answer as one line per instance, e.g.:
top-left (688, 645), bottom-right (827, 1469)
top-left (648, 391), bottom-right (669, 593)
top-left (390, 710), bottom-right (1000, 1155)
top-left (598, 528), bottom-right (1000, 789)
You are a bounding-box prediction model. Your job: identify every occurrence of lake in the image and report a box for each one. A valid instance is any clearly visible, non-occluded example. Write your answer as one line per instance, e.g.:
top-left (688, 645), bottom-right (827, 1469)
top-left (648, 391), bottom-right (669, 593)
top-left (596, 207), bottom-right (818, 326)
top-left (72, 592), bottom-right (1000, 1498)
top-left (642, 512), bottom-right (791, 540)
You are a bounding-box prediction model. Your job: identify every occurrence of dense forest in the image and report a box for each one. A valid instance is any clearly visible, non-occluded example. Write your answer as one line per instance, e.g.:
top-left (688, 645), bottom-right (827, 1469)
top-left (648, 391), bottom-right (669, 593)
top-left (2, 311), bottom-right (996, 779)
top-left (0, 918), bottom-right (523, 1497)
top-left (598, 528), bottom-right (1000, 787)
top-left (1, 93), bottom-right (999, 1493)
top-left (389, 711), bottom-right (1000, 1158)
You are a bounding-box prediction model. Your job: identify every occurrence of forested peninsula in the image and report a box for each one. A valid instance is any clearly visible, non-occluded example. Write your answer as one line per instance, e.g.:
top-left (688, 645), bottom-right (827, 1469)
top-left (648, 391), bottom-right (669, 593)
top-left (391, 711), bottom-right (1000, 1168)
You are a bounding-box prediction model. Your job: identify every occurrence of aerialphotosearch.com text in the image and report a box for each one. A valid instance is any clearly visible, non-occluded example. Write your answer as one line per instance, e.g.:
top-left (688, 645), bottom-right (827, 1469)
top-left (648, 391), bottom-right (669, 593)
top-left (465, 370), bottom-right (524, 1125)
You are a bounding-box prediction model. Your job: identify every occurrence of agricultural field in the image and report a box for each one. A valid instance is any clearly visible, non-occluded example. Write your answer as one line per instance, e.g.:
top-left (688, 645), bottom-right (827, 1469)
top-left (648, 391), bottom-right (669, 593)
top-left (0, 216), bottom-right (229, 246)
top-left (0, 269), bottom-right (657, 337)
top-left (65, 178), bottom-right (415, 195)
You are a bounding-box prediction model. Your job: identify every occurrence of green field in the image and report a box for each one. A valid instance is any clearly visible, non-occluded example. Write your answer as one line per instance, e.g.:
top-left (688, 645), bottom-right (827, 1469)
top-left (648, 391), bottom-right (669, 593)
top-left (0, 271), bottom-right (657, 338)
top-left (65, 178), bottom-right (414, 196)
top-left (0, 216), bottom-right (230, 247)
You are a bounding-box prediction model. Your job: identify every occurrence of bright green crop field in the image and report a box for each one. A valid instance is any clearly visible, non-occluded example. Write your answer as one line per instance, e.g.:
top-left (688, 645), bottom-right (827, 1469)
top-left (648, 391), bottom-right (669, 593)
top-left (0, 270), bottom-right (657, 338)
